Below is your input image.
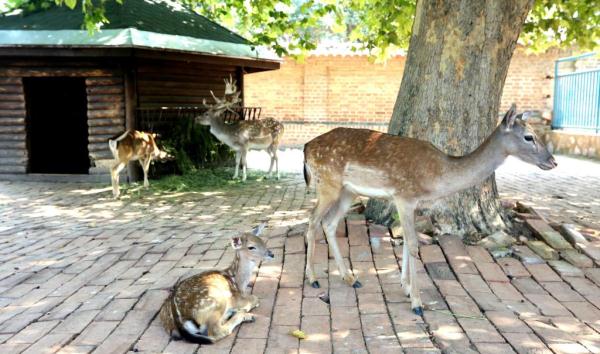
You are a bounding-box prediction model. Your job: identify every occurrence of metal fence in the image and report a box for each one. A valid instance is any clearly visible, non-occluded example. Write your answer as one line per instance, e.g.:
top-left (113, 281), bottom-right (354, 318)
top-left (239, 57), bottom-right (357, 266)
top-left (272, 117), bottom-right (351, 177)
top-left (553, 52), bottom-right (600, 133)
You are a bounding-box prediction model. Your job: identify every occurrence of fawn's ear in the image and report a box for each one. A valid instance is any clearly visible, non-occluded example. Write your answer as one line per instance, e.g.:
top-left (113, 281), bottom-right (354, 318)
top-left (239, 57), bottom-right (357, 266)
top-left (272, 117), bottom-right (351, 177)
top-left (231, 235), bottom-right (244, 249)
top-left (516, 111), bottom-right (532, 120)
top-left (252, 222), bottom-right (267, 237)
top-left (502, 103), bottom-right (517, 130)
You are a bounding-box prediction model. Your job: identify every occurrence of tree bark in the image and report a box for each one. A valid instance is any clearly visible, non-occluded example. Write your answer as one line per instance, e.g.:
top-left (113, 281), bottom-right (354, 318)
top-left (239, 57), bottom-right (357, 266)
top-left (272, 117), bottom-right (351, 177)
top-left (365, 0), bottom-right (534, 237)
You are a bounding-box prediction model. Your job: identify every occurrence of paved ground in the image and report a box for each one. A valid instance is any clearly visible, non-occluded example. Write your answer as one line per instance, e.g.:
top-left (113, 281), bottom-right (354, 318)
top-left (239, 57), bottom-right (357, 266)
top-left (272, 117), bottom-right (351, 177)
top-left (0, 155), bottom-right (598, 354)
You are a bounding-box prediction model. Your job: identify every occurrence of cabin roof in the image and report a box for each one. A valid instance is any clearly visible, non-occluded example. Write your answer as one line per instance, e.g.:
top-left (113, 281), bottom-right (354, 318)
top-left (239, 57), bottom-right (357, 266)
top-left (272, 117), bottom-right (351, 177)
top-left (0, 0), bottom-right (278, 62)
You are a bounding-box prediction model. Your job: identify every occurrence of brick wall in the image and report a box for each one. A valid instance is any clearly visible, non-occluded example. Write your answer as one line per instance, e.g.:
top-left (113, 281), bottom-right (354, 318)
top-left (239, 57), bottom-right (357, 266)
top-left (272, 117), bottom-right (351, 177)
top-left (245, 48), bottom-right (565, 146)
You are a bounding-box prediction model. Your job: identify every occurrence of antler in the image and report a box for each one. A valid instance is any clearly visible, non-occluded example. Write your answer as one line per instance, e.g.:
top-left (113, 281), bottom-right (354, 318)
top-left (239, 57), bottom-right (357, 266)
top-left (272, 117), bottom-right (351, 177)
top-left (210, 90), bottom-right (225, 106)
top-left (205, 75), bottom-right (242, 111)
top-left (224, 74), bottom-right (237, 96)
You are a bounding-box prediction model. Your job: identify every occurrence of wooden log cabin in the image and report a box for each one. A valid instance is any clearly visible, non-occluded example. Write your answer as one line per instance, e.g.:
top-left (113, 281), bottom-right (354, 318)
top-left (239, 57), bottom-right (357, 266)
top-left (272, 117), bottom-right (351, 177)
top-left (0, 0), bottom-right (279, 181)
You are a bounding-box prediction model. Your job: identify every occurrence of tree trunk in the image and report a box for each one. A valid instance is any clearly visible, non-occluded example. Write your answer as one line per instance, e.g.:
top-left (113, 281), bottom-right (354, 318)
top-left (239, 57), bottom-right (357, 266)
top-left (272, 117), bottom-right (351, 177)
top-left (365, 0), bottom-right (534, 237)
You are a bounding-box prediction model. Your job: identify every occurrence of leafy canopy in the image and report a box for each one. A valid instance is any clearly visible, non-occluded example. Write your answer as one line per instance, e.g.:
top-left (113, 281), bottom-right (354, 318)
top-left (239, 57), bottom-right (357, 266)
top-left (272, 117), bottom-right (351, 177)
top-left (2, 0), bottom-right (598, 58)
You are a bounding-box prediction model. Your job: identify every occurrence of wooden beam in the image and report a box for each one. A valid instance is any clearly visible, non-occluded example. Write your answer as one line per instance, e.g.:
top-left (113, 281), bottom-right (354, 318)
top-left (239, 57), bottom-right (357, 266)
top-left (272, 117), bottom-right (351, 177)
top-left (123, 63), bottom-right (140, 182)
top-left (133, 49), bottom-right (280, 71)
top-left (237, 66), bottom-right (245, 108)
top-left (88, 134), bottom-right (115, 144)
top-left (87, 109), bottom-right (125, 120)
top-left (0, 110), bottom-right (26, 118)
top-left (0, 101), bottom-right (25, 110)
top-left (0, 165), bottom-right (26, 174)
top-left (89, 126), bottom-right (124, 136)
top-left (0, 148), bottom-right (26, 158)
top-left (0, 47), bottom-right (280, 72)
top-left (0, 125), bottom-right (25, 134)
top-left (0, 67), bottom-right (120, 77)
top-left (0, 141), bottom-right (26, 149)
top-left (0, 47), bottom-right (134, 58)
top-left (0, 117), bottom-right (25, 126)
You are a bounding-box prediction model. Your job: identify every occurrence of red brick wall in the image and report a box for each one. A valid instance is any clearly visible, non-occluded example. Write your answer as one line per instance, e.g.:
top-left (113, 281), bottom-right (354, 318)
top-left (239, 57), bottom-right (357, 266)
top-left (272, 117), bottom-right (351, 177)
top-left (500, 49), bottom-right (563, 112)
top-left (245, 48), bottom-right (564, 146)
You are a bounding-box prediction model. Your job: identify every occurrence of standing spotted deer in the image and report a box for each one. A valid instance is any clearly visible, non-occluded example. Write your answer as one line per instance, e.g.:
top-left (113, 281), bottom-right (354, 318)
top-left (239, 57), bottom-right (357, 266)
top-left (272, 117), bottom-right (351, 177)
top-left (303, 105), bottom-right (557, 315)
top-left (159, 223), bottom-right (273, 344)
top-left (195, 76), bottom-right (284, 181)
top-left (108, 130), bottom-right (171, 198)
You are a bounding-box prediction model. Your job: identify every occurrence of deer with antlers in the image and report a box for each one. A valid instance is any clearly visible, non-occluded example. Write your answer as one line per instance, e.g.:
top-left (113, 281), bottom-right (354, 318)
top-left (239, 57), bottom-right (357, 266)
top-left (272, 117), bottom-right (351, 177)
top-left (195, 76), bottom-right (284, 181)
top-left (303, 105), bottom-right (557, 315)
top-left (108, 130), bottom-right (171, 198)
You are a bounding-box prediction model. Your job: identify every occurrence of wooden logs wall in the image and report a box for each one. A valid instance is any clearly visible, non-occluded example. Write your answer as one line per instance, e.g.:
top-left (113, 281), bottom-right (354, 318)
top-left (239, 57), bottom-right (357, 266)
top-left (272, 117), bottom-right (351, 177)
top-left (136, 60), bottom-right (239, 108)
top-left (0, 60), bottom-right (125, 176)
top-left (0, 78), bottom-right (26, 174)
top-left (86, 76), bottom-right (125, 163)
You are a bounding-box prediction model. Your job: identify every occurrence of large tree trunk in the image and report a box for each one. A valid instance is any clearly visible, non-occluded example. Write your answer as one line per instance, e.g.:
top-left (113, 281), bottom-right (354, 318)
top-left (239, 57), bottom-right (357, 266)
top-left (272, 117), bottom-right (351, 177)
top-left (366, 0), bottom-right (534, 237)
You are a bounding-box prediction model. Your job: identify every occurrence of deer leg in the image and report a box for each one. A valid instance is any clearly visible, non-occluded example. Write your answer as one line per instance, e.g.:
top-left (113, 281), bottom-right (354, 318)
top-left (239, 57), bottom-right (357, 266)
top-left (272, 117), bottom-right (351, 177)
top-left (323, 188), bottom-right (360, 288)
top-left (273, 147), bottom-right (280, 180)
top-left (401, 241), bottom-right (410, 296)
top-left (233, 151), bottom-right (241, 179)
top-left (201, 311), bottom-right (255, 343)
top-left (140, 157), bottom-right (152, 188)
top-left (111, 161), bottom-right (126, 198)
top-left (305, 192), bottom-right (337, 288)
top-left (397, 205), bottom-right (410, 293)
top-left (238, 294), bottom-right (260, 311)
top-left (394, 199), bottom-right (422, 315)
top-left (266, 147), bottom-right (275, 178)
top-left (241, 150), bottom-right (248, 181)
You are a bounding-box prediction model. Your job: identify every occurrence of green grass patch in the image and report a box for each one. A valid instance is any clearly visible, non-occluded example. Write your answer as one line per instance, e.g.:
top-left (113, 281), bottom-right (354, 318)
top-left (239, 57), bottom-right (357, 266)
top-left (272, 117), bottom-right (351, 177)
top-left (152, 167), bottom-right (269, 192)
top-left (119, 167), bottom-right (291, 198)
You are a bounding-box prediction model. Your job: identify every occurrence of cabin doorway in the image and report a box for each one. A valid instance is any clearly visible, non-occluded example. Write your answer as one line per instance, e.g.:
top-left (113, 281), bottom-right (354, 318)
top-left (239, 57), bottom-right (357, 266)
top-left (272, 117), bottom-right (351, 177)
top-left (24, 77), bottom-right (89, 174)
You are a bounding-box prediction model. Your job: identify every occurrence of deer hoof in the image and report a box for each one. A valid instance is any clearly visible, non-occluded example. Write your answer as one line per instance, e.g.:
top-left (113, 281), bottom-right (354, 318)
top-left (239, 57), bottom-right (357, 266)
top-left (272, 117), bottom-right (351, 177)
top-left (310, 280), bottom-right (320, 288)
top-left (412, 306), bottom-right (423, 316)
top-left (352, 280), bottom-right (363, 288)
top-left (402, 284), bottom-right (411, 297)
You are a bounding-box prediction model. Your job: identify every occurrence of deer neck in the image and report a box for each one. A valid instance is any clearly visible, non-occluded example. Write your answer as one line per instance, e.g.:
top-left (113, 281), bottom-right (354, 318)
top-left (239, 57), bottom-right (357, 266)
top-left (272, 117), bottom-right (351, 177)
top-left (442, 127), bottom-right (508, 195)
top-left (209, 116), bottom-right (239, 147)
top-left (226, 252), bottom-right (256, 295)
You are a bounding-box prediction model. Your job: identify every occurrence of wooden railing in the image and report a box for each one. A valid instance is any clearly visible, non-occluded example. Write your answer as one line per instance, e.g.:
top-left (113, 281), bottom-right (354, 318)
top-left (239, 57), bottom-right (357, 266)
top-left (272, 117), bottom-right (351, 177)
top-left (136, 106), bottom-right (262, 132)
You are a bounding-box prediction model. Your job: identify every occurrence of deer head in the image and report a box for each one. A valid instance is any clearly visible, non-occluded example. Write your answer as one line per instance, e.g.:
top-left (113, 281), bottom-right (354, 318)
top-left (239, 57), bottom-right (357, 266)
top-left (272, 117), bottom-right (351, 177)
top-left (231, 222), bottom-right (274, 262)
top-left (500, 104), bottom-right (557, 170)
top-left (147, 133), bottom-right (174, 161)
top-left (195, 75), bottom-right (241, 126)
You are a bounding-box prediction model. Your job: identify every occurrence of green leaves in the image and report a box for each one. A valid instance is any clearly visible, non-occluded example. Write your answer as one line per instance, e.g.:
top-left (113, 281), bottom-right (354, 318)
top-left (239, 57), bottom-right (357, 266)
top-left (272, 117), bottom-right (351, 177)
top-left (64, 0), bottom-right (76, 9)
top-left (522, 0), bottom-right (599, 52)
top-left (4, 0), bottom-right (598, 59)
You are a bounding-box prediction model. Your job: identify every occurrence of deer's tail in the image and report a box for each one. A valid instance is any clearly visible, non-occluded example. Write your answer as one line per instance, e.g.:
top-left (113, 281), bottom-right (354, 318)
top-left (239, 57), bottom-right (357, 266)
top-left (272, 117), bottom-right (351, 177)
top-left (108, 131), bottom-right (129, 160)
top-left (303, 162), bottom-right (311, 189)
top-left (166, 289), bottom-right (214, 344)
top-left (303, 144), bottom-right (312, 190)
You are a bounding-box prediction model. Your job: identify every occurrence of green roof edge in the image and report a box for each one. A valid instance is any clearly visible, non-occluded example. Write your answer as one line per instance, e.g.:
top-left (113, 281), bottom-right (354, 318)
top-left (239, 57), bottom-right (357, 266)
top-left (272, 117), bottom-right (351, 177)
top-left (0, 28), bottom-right (279, 61)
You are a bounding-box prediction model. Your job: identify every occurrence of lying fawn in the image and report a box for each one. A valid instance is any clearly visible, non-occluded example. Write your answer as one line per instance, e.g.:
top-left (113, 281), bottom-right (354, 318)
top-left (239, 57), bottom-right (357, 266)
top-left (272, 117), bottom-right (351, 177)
top-left (159, 223), bottom-right (273, 344)
top-left (303, 105), bottom-right (556, 315)
top-left (108, 130), bottom-right (171, 198)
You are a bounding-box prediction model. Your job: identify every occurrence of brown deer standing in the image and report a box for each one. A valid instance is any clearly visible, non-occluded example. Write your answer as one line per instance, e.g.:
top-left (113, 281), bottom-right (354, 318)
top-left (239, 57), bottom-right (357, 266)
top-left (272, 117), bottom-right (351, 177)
top-left (108, 130), bottom-right (171, 198)
top-left (303, 105), bottom-right (556, 315)
top-left (195, 76), bottom-right (284, 181)
top-left (159, 223), bottom-right (273, 344)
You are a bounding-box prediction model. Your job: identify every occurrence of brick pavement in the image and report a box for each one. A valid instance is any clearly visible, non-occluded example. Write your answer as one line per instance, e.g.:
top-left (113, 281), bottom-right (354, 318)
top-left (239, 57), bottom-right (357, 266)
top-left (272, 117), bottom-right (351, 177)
top-left (0, 154), bottom-right (598, 353)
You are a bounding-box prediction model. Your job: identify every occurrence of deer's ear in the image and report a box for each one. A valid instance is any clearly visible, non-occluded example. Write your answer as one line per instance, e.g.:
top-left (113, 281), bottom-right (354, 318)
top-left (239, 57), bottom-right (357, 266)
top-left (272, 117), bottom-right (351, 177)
top-left (231, 235), bottom-right (244, 249)
top-left (502, 103), bottom-right (517, 130)
top-left (252, 222), bottom-right (267, 237)
top-left (516, 111), bottom-right (532, 120)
